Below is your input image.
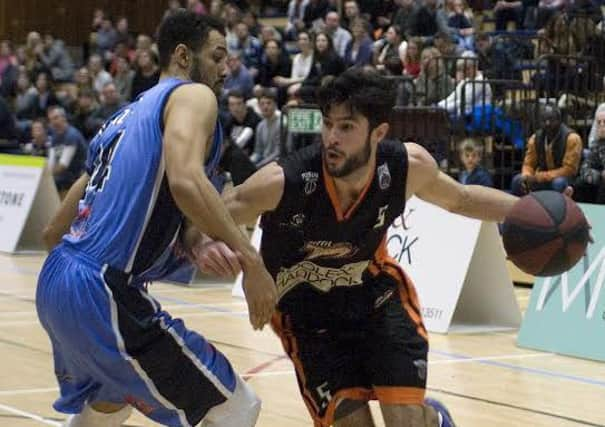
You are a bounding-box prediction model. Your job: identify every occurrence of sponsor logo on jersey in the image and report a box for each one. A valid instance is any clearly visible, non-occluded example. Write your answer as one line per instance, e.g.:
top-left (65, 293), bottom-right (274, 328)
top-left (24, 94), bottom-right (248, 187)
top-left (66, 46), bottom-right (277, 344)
top-left (303, 240), bottom-right (358, 260)
top-left (374, 205), bottom-right (388, 229)
top-left (377, 162), bottom-right (391, 190)
top-left (302, 171), bottom-right (319, 195)
top-left (276, 260), bottom-right (369, 297)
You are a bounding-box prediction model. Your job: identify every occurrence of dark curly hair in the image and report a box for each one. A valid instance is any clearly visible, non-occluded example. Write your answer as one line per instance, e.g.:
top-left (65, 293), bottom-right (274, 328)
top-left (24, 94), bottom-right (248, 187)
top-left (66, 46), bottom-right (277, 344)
top-left (316, 67), bottom-right (396, 130)
top-left (157, 9), bottom-right (225, 70)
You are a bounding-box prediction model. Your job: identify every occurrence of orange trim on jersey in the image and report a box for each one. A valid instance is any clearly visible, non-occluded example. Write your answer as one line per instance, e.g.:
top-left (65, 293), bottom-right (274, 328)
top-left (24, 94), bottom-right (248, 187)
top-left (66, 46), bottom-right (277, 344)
top-left (373, 386), bottom-right (426, 404)
top-left (322, 157), bottom-right (376, 222)
top-left (373, 235), bottom-right (390, 265)
top-left (271, 312), bottom-right (321, 416)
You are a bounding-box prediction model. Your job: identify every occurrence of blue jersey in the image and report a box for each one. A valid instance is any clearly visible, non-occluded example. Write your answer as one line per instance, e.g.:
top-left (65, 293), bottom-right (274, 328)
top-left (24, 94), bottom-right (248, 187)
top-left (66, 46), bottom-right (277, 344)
top-left (63, 77), bottom-right (222, 281)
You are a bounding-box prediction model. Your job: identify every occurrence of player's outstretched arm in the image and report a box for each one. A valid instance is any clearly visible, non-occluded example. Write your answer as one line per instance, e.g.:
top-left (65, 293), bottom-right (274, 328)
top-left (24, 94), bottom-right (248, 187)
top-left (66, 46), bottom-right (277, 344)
top-left (163, 84), bottom-right (276, 330)
top-left (222, 162), bottom-right (285, 225)
top-left (406, 143), bottom-right (518, 223)
top-left (42, 173), bottom-right (90, 251)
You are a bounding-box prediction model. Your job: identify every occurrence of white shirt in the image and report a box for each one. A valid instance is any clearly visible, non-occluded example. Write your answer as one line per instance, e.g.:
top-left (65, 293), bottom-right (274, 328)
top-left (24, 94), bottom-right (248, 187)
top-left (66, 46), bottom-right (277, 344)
top-left (437, 72), bottom-right (492, 116)
top-left (291, 52), bottom-right (313, 80)
top-left (330, 27), bottom-right (352, 59)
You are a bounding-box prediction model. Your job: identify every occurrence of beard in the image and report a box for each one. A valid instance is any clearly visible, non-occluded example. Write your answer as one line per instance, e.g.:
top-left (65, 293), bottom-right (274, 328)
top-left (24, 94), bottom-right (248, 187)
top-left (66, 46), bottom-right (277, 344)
top-left (189, 56), bottom-right (223, 96)
top-left (189, 55), bottom-right (203, 84)
top-left (322, 133), bottom-right (372, 178)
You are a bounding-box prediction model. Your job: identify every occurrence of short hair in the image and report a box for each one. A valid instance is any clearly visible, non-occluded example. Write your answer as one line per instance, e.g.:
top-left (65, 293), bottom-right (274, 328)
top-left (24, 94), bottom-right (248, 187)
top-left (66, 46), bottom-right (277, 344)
top-left (259, 87), bottom-right (277, 102)
top-left (317, 67), bottom-right (396, 130)
top-left (48, 105), bottom-right (67, 118)
top-left (540, 103), bottom-right (561, 120)
top-left (31, 118), bottom-right (47, 128)
top-left (227, 89), bottom-right (245, 100)
top-left (157, 9), bottom-right (225, 70)
top-left (458, 138), bottom-right (483, 155)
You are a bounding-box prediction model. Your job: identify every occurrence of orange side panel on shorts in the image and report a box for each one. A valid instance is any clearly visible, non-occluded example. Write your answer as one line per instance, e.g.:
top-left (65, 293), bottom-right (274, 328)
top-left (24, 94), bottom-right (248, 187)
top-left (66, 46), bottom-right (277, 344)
top-left (373, 386), bottom-right (426, 405)
top-left (371, 240), bottom-right (428, 341)
top-left (322, 387), bottom-right (374, 427)
top-left (271, 311), bottom-right (321, 417)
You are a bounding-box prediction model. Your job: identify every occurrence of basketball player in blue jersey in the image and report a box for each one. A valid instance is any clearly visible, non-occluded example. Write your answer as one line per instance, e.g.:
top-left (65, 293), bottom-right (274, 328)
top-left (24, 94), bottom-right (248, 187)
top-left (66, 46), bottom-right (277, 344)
top-left (36, 10), bottom-right (276, 427)
top-left (195, 67), bottom-right (527, 427)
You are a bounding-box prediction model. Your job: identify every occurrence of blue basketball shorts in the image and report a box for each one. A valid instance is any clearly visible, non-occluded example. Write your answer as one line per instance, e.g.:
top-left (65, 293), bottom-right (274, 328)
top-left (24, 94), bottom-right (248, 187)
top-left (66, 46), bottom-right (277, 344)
top-left (36, 245), bottom-right (237, 427)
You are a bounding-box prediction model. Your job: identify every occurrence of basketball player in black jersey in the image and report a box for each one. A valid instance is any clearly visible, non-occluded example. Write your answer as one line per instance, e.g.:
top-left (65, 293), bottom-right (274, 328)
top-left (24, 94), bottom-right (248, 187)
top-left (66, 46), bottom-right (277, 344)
top-left (201, 68), bottom-right (521, 426)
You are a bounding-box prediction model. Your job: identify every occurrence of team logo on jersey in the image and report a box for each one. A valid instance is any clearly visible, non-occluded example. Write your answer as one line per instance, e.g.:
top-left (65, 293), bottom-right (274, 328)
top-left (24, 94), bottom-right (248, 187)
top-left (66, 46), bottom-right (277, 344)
top-left (302, 171), bottom-right (319, 195)
top-left (377, 162), bottom-right (391, 190)
top-left (303, 241), bottom-right (358, 260)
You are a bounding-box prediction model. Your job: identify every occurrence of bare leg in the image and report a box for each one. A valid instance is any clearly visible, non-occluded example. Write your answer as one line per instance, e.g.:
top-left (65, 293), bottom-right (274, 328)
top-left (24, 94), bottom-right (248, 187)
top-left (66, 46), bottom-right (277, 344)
top-left (334, 402), bottom-right (376, 427)
top-left (380, 403), bottom-right (439, 427)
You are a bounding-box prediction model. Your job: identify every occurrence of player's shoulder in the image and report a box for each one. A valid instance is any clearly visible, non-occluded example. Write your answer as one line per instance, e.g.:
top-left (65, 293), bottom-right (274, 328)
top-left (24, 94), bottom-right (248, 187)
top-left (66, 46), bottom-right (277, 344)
top-left (165, 83), bottom-right (217, 113)
top-left (405, 142), bottom-right (437, 169)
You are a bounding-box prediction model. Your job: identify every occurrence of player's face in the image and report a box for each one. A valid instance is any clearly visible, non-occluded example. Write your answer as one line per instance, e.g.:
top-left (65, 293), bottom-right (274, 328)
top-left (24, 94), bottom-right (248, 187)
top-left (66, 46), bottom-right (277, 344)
top-left (190, 30), bottom-right (228, 95)
top-left (321, 103), bottom-right (373, 178)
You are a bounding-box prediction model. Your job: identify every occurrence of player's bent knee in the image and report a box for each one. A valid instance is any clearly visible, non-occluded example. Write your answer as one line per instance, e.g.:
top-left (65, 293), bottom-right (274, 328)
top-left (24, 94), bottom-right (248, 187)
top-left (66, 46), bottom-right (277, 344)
top-left (64, 404), bottom-right (132, 427)
top-left (199, 376), bottom-right (261, 427)
top-left (381, 403), bottom-right (440, 427)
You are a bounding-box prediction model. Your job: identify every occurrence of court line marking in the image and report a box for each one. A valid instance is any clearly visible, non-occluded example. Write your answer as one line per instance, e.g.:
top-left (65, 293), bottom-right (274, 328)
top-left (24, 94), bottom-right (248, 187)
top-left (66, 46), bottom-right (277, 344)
top-left (3, 272), bottom-right (604, 393)
top-left (428, 387), bottom-right (605, 427)
top-left (0, 320), bottom-right (40, 326)
top-left (429, 352), bottom-right (554, 364)
top-left (431, 349), bottom-right (605, 388)
top-left (0, 311), bottom-right (38, 316)
top-left (0, 387), bottom-right (58, 396)
top-left (0, 402), bottom-right (61, 426)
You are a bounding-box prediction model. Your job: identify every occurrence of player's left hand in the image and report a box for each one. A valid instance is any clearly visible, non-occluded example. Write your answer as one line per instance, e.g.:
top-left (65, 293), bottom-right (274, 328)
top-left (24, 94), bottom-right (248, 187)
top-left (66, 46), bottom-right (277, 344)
top-left (189, 237), bottom-right (242, 278)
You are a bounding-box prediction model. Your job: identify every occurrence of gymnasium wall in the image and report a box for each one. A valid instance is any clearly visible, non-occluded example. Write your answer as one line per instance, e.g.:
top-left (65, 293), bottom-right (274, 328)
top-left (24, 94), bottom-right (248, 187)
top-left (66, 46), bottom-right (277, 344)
top-left (0, 0), bottom-right (170, 46)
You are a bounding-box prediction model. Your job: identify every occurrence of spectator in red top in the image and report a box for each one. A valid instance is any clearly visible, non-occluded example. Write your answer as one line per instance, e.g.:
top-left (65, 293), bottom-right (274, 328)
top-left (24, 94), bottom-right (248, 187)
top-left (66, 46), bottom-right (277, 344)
top-left (403, 37), bottom-right (422, 77)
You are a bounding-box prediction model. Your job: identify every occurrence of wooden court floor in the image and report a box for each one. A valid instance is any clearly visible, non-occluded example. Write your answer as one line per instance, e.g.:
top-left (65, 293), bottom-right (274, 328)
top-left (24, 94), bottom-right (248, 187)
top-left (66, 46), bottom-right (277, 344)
top-left (1, 253), bottom-right (605, 427)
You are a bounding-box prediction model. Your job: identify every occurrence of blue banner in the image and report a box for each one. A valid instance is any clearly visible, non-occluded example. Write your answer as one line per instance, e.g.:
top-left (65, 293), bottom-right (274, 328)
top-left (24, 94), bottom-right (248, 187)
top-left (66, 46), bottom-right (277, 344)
top-left (517, 203), bottom-right (605, 361)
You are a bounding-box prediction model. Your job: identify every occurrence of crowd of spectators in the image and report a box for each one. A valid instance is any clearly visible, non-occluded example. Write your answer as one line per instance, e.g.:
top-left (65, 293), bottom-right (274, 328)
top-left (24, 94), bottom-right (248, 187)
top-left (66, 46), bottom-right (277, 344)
top-left (0, 0), bottom-right (603, 202)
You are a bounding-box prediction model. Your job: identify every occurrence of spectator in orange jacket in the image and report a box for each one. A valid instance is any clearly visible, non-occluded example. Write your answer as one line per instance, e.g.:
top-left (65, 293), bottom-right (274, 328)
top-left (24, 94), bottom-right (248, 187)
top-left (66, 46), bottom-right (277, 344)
top-left (511, 104), bottom-right (582, 195)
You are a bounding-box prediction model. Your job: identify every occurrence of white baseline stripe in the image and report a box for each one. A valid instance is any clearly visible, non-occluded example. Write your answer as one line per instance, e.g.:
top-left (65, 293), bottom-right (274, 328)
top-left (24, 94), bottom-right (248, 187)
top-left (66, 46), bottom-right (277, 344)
top-left (0, 402), bottom-right (61, 426)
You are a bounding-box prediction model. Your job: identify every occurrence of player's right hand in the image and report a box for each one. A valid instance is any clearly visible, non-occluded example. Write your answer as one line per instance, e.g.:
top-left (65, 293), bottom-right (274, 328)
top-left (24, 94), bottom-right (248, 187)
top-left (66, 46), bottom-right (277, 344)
top-left (238, 254), bottom-right (277, 330)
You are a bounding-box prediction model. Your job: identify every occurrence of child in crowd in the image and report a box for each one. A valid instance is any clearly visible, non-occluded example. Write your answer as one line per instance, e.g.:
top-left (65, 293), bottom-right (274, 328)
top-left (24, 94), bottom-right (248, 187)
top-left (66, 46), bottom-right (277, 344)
top-left (458, 138), bottom-right (493, 187)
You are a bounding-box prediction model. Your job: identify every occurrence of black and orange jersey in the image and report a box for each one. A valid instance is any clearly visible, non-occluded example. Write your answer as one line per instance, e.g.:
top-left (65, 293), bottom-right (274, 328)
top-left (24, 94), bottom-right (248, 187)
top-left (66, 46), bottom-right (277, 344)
top-left (261, 140), bottom-right (412, 327)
